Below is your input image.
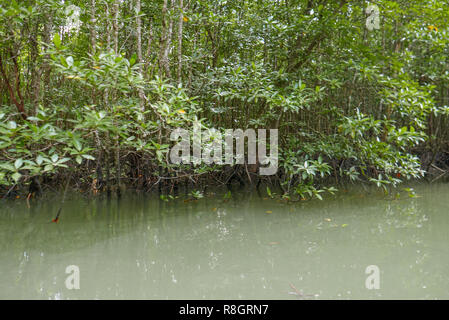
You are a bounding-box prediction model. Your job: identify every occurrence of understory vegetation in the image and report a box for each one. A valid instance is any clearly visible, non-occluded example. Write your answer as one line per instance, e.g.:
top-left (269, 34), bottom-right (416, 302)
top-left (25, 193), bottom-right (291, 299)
top-left (1, 0), bottom-right (449, 200)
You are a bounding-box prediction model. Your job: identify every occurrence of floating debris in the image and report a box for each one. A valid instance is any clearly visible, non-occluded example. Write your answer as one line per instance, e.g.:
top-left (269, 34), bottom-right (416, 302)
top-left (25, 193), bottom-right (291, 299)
top-left (288, 283), bottom-right (318, 299)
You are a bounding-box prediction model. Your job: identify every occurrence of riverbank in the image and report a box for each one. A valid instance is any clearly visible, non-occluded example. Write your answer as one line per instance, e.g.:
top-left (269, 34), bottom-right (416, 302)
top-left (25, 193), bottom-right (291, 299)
top-left (2, 163), bottom-right (447, 204)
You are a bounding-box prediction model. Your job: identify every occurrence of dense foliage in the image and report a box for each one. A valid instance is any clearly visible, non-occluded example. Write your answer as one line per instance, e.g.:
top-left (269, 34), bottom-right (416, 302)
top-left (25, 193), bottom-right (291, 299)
top-left (1, 0), bottom-right (449, 199)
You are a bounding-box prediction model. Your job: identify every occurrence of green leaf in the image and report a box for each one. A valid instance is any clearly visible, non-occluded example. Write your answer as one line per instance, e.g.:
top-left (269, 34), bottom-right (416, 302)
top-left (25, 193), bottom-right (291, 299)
top-left (7, 121), bottom-right (17, 129)
top-left (266, 186), bottom-right (272, 197)
top-left (26, 117), bottom-right (41, 121)
top-left (12, 172), bottom-right (21, 182)
top-left (60, 56), bottom-right (67, 67)
top-left (58, 158), bottom-right (70, 164)
top-left (129, 53), bottom-right (137, 66)
top-left (66, 56), bottom-right (74, 67)
top-left (53, 33), bottom-right (61, 48)
top-left (82, 154), bottom-right (95, 160)
top-left (14, 158), bottom-right (23, 169)
top-left (36, 155), bottom-right (44, 165)
top-left (0, 163), bottom-right (15, 171)
top-left (73, 139), bottom-right (82, 151)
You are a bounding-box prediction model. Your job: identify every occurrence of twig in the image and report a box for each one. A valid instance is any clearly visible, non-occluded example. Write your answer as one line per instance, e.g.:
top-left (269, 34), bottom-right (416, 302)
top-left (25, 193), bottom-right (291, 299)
top-left (289, 283), bottom-right (303, 296)
top-left (26, 193), bottom-right (31, 209)
top-left (52, 173), bottom-right (72, 223)
top-left (2, 183), bottom-right (17, 201)
top-left (431, 163), bottom-right (446, 173)
top-left (288, 283), bottom-right (316, 298)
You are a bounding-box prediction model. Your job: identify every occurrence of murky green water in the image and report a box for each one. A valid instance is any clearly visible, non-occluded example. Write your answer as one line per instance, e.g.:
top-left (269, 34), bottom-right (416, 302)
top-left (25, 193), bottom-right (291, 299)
top-left (1, 183), bottom-right (448, 299)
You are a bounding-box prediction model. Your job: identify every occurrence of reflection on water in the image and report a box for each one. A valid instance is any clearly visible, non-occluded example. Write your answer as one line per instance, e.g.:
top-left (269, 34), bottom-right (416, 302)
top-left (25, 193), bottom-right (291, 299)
top-left (0, 183), bottom-right (448, 299)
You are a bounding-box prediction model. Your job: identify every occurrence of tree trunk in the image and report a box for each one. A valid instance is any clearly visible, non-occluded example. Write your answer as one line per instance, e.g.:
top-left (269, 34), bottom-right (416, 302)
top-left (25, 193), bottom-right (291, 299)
top-left (136, 0), bottom-right (142, 65)
top-left (135, 0), bottom-right (145, 109)
top-left (113, 0), bottom-right (119, 55)
top-left (42, 13), bottom-right (53, 106)
top-left (0, 51), bottom-right (27, 120)
top-left (159, 0), bottom-right (174, 78)
top-left (177, 0), bottom-right (183, 83)
top-left (144, 21), bottom-right (153, 76)
top-left (90, 0), bottom-right (96, 56)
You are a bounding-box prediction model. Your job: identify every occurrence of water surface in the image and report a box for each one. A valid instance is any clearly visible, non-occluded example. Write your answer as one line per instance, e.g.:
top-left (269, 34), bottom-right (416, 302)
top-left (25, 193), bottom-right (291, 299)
top-left (1, 183), bottom-right (448, 299)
